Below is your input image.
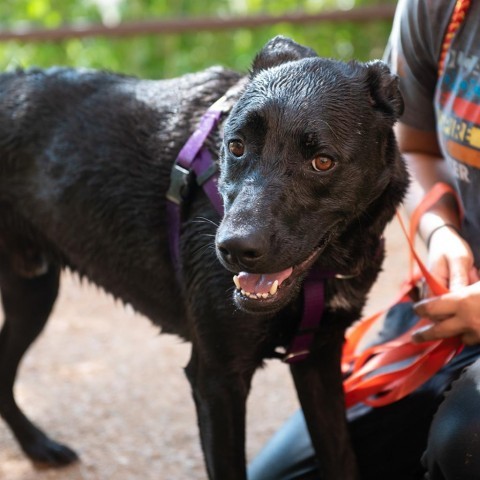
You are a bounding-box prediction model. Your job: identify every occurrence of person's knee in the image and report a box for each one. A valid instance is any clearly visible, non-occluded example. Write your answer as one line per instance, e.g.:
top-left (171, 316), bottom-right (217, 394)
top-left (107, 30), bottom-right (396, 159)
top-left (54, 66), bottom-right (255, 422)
top-left (425, 362), bottom-right (480, 479)
top-left (248, 411), bottom-right (318, 480)
top-left (428, 414), bottom-right (480, 477)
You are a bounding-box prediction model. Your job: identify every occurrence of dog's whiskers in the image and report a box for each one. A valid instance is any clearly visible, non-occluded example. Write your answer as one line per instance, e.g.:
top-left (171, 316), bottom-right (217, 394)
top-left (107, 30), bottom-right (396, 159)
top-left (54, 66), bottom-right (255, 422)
top-left (226, 284), bottom-right (237, 295)
top-left (193, 216), bottom-right (220, 228)
top-left (191, 240), bottom-right (217, 258)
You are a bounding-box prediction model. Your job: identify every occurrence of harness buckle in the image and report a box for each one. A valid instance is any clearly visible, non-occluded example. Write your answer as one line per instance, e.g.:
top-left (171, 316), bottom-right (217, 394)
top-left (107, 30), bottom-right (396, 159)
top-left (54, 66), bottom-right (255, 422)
top-left (196, 162), bottom-right (218, 186)
top-left (166, 164), bottom-right (191, 205)
top-left (273, 346), bottom-right (311, 363)
top-left (282, 350), bottom-right (311, 363)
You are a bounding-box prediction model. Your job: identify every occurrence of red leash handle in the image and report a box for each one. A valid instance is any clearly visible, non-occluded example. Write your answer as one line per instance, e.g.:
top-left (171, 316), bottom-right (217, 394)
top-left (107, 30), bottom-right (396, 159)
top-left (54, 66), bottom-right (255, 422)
top-left (343, 183), bottom-right (463, 408)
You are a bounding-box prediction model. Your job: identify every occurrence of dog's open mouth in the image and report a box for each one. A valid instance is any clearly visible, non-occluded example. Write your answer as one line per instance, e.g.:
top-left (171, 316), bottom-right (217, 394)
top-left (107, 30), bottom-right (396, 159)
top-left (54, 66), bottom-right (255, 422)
top-left (224, 224), bottom-right (341, 313)
top-left (231, 247), bottom-right (321, 312)
top-left (234, 266), bottom-right (294, 299)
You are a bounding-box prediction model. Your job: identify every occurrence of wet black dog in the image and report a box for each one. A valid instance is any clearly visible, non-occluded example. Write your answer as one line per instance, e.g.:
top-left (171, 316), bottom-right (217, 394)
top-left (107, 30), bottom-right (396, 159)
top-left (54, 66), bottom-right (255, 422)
top-left (0, 37), bottom-right (408, 479)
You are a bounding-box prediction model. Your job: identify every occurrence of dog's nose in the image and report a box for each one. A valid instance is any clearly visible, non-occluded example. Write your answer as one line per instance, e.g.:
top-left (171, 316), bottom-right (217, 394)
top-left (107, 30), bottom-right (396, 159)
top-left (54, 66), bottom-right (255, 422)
top-left (216, 231), bottom-right (268, 270)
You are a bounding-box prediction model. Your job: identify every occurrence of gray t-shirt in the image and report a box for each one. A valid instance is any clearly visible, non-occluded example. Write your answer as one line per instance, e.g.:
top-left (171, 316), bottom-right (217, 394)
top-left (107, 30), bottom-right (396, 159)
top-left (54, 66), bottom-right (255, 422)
top-left (385, 0), bottom-right (480, 265)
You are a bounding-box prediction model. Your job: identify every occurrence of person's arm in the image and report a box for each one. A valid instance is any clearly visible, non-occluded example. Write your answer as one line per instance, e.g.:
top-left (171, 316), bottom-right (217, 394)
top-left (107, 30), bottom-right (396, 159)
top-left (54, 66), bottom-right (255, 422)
top-left (399, 122), bottom-right (461, 237)
top-left (397, 122), bottom-right (480, 344)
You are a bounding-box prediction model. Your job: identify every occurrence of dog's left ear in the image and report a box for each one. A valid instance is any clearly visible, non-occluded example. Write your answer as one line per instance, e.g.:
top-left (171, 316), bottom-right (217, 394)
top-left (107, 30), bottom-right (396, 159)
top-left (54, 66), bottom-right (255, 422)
top-left (363, 60), bottom-right (404, 122)
top-left (251, 36), bottom-right (318, 75)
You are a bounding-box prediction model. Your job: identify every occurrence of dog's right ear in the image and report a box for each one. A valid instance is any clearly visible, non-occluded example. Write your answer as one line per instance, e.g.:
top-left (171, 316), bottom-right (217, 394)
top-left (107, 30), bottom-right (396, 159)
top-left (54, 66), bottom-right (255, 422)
top-left (251, 36), bottom-right (318, 75)
top-left (363, 60), bottom-right (404, 122)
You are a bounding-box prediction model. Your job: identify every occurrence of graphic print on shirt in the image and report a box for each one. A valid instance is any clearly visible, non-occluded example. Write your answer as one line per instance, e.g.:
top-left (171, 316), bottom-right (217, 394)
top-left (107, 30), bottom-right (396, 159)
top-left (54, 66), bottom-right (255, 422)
top-left (436, 47), bottom-right (480, 184)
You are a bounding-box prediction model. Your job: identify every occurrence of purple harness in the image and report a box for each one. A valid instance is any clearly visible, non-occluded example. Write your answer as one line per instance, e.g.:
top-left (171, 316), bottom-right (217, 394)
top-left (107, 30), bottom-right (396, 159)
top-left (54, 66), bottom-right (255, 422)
top-left (166, 95), bottom-right (332, 363)
top-left (166, 100), bottom-right (225, 267)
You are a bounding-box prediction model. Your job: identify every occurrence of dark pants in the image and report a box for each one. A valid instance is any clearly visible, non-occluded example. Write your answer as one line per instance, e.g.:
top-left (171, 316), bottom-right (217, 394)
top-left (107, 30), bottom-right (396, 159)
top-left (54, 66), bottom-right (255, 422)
top-left (248, 303), bottom-right (480, 480)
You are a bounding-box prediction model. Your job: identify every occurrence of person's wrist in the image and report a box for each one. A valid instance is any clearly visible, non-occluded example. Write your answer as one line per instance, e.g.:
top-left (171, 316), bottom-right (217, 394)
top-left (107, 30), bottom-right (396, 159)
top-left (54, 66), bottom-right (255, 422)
top-left (418, 201), bottom-right (461, 247)
top-left (426, 223), bottom-right (461, 248)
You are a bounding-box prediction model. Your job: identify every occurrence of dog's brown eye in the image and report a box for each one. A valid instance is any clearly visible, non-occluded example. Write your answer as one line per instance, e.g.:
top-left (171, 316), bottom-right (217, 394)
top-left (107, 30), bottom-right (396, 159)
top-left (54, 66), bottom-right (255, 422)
top-left (312, 155), bottom-right (334, 172)
top-left (228, 140), bottom-right (245, 157)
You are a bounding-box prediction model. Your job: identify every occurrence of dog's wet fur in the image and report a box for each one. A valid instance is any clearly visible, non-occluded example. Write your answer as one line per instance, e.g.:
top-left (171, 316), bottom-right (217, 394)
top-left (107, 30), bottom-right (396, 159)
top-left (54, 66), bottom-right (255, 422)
top-left (0, 37), bottom-right (408, 479)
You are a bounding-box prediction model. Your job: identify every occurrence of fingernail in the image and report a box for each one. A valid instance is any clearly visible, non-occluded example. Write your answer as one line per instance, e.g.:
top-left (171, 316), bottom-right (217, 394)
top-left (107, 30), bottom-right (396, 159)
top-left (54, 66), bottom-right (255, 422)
top-left (413, 299), bottom-right (428, 316)
top-left (411, 326), bottom-right (430, 343)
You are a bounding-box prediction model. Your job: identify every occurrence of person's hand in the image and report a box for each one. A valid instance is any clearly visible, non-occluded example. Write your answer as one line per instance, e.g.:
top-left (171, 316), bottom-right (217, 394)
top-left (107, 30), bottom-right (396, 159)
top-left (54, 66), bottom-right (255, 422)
top-left (426, 224), bottom-right (478, 292)
top-left (412, 225), bottom-right (480, 345)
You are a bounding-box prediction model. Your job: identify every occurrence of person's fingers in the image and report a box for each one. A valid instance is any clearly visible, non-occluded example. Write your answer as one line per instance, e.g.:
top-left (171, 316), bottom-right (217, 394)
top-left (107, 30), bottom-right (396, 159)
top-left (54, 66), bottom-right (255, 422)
top-left (412, 316), bottom-right (464, 343)
top-left (414, 281), bottom-right (480, 344)
top-left (449, 256), bottom-right (472, 291)
top-left (461, 331), bottom-right (480, 346)
top-left (427, 256), bottom-right (449, 295)
top-left (469, 267), bottom-right (480, 284)
top-left (414, 294), bottom-right (458, 320)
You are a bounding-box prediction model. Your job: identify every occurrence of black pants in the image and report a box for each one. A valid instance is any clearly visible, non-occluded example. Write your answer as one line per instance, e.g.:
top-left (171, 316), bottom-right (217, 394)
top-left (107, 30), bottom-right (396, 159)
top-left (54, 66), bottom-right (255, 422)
top-left (248, 303), bottom-right (480, 480)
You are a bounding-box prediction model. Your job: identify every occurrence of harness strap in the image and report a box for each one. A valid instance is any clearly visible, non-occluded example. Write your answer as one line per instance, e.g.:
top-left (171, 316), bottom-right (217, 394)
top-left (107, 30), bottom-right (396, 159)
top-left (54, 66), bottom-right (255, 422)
top-left (166, 97), bottom-right (228, 270)
top-left (193, 148), bottom-right (224, 215)
top-left (283, 269), bottom-right (335, 363)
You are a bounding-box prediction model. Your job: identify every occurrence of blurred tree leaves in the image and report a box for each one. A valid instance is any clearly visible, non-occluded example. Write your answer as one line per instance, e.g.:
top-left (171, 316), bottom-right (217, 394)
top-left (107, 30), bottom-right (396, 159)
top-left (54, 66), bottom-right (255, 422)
top-left (0, 0), bottom-right (396, 78)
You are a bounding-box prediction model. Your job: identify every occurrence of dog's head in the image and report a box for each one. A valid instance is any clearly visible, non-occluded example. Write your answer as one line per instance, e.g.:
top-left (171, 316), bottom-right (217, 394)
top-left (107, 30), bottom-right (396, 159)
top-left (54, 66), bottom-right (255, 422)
top-left (216, 36), bottom-right (407, 314)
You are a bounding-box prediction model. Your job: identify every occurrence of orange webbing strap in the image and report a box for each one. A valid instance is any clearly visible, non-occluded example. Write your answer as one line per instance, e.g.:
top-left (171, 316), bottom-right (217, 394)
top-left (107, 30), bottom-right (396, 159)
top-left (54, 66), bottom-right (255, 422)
top-left (342, 183), bottom-right (463, 408)
top-left (342, 0), bottom-right (472, 408)
top-left (341, 279), bottom-right (418, 372)
top-left (407, 182), bottom-right (464, 282)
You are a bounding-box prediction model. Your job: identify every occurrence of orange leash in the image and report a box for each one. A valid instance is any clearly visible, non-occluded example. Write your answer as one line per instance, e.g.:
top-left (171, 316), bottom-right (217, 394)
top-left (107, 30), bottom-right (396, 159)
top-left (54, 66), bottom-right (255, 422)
top-left (343, 183), bottom-right (463, 408)
top-left (342, 0), bottom-right (472, 409)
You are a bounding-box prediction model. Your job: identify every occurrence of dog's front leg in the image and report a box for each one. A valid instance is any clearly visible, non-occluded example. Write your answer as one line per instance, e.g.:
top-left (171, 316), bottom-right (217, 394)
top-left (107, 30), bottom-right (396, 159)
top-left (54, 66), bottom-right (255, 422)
top-left (289, 332), bottom-right (359, 480)
top-left (185, 347), bottom-right (253, 480)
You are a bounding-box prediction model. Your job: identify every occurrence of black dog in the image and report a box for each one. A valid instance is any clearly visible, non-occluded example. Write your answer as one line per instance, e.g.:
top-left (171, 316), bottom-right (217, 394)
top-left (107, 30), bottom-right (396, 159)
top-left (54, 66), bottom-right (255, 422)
top-left (0, 36), bottom-right (408, 479)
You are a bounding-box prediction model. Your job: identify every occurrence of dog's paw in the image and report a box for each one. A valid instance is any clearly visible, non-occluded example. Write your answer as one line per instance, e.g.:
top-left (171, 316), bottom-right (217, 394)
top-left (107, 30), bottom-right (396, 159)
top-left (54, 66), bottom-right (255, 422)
top-left (23, 435), bottom-right (79, 467)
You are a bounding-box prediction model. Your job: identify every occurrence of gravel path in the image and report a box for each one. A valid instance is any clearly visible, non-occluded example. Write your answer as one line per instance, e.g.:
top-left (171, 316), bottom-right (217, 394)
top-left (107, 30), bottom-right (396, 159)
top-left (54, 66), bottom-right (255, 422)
top-left (0, 219), bottom-right (410, 480)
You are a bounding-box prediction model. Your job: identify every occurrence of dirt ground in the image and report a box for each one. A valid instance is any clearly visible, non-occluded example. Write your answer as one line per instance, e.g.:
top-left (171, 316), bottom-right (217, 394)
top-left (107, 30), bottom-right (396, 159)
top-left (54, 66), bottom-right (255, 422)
top-left (0, 219), bottom-right (411, 480)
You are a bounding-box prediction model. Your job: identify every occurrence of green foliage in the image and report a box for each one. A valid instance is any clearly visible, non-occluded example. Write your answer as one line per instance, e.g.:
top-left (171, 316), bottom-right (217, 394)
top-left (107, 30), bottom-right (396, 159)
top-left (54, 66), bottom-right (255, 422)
top-left (0, 0), bottom-right (396, 78)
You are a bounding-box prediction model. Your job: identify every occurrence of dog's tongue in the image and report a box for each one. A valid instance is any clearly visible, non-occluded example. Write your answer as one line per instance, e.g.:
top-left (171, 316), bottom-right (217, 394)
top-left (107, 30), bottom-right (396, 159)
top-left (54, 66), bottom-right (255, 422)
top-left (237, 267), bottom-right (293, 295)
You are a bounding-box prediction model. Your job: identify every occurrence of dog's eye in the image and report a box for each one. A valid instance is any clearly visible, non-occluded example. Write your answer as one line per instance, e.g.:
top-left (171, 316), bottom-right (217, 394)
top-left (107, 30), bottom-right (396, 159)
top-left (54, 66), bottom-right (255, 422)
top-left (228, 140), bottom-right (245, 157)
top-left (311, 155), bottom-right (334, 172)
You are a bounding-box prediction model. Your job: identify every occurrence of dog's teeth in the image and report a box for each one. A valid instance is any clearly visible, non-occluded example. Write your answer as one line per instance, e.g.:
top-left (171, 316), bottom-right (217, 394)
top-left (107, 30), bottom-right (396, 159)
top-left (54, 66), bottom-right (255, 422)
top-left (261, 293), bottom-right (269, 299)
top-left (233, 275), bottom-right (240, 289)
top-left (248, 293), bottom-right (257, 299)
top-left (240, 289), bottom-right (247, 296)
top-left (269, 280), bottom-right (279, 296)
